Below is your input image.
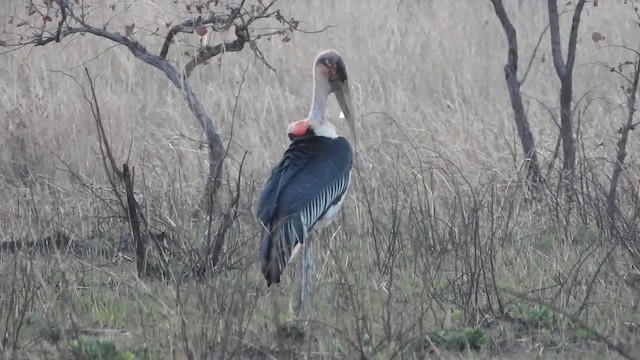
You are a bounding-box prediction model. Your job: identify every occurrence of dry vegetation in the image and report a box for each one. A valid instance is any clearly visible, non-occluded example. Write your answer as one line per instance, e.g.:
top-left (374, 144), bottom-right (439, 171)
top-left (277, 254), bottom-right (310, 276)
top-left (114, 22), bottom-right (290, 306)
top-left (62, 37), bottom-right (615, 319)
top-left (1, 0), bottom-right (640, 359)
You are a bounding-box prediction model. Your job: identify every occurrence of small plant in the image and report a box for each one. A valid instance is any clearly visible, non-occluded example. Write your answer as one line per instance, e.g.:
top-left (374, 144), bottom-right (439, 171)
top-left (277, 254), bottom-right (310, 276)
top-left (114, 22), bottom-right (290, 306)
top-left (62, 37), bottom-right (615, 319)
top-left (426, 327), bottom-right (489, 351)
top-left (575, 328), bottom-right (593, 340)
top-left (510, 301), bottom-right (557, 329)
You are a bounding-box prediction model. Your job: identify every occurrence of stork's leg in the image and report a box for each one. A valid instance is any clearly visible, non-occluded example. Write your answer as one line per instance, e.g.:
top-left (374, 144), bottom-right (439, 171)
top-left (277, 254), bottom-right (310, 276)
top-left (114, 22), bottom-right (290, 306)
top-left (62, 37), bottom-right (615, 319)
top-left (295, 241), bottom-right (315, 317)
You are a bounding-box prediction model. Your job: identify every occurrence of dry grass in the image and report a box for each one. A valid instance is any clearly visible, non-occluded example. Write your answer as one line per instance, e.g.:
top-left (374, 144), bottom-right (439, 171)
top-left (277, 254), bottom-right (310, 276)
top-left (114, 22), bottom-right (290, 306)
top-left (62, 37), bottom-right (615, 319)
top-left (1, 0), bottom-right (640, 359)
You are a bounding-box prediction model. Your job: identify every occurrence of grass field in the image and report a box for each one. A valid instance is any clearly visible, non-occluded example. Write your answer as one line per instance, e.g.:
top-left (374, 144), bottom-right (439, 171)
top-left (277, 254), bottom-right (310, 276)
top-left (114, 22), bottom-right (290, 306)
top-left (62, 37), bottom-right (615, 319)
top-left (1, 0), bottom-right (640, 359)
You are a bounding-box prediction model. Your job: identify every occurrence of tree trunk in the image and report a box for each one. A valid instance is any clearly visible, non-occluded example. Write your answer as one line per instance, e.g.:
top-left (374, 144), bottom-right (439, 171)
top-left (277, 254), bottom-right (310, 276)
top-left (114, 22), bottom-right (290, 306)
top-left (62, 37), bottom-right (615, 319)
top-left (490, 0), bottom-right (544, 186)
top-left (547, 0), bottom-right (586, 178)
top-left (180, 81), bottom-right (225, 208)
top-left (559, 78), bottom-right (576, 174)
top-left (504, 59), bottom-right (543, 185)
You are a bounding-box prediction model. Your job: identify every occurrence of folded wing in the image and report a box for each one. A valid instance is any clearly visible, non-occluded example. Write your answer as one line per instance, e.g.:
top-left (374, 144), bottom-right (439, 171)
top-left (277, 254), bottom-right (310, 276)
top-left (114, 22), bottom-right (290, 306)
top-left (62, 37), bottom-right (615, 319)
top-left (256, 136), bottom-right (353, 286)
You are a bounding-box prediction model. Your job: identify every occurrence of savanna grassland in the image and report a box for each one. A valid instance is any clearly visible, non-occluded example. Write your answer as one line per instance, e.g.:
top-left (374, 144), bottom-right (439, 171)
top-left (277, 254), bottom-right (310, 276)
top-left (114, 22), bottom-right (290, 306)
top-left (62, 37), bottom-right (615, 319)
top-left (1, 0), bottom-right (640, 359)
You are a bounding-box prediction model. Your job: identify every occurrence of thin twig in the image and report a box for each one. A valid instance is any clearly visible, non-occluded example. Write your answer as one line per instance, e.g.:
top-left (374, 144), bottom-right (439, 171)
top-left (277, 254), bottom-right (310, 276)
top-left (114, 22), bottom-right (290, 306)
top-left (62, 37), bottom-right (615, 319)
top-left (521, 23), bottom-right (550, 86)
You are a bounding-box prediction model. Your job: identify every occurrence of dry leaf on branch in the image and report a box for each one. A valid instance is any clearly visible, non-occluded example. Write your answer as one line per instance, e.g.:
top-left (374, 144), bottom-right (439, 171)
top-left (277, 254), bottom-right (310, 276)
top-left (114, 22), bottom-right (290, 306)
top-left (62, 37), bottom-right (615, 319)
top-left (125, 23), bottom-right (135, 36)
top-left (195, 26), bottom-right (208, 36)
top-left (592, 31), bottom-right (605, 43)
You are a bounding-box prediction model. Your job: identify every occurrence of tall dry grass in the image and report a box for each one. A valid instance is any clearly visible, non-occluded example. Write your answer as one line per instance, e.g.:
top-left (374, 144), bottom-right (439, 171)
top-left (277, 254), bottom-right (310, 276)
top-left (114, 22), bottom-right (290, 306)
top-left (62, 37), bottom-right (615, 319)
top-left (0, 0), bottom-right (636, 191)
top-left (1, 0), bottom-right (640, 358)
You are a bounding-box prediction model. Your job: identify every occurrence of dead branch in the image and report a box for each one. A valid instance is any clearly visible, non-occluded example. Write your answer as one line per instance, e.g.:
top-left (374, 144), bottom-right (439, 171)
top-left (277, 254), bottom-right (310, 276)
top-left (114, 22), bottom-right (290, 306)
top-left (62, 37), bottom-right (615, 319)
top-left (83, 69), bottom-right (126, 211)
top-left (83, 68), bottom-right (148, 277)
top-left (122, 164), bottom-right (146, 277)
top-left (489, 0), bottom-right (544, 187)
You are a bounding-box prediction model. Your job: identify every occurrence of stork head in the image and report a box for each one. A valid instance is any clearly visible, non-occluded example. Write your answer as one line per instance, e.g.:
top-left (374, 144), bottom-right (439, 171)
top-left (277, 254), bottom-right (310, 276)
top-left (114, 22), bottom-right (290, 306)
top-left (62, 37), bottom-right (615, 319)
top-left (314, 49), bottom-right (357, 143)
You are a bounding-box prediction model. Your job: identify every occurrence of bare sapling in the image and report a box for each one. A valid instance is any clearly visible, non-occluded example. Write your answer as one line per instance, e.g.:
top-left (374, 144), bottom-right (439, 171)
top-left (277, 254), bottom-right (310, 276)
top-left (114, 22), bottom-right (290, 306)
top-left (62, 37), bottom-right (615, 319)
top-left (82, 68), bottom-right (151, 278)
top-left (598, 6), bottom-right (640, 284)
top-left (605, 52), bottom-right (640, 238)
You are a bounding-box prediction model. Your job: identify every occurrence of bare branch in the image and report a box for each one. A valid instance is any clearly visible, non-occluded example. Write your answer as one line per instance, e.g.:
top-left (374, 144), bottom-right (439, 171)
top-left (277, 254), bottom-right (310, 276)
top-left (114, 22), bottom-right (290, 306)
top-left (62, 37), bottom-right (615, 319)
top-left (294, 24), bottom-right (337, 34)
top-left (84, 68), bottom-right (122, 179)
top-left (592, 61), bottom-right (635, 87)
top-left (566, 0), bottom-right (587, 73)
top-left (159, 13), bottom-right (230, 59)
top-left (547, 0), bottom-right (567, 77)
top-left (183, 25), bottom-right (249, 78)
top-left (55, 68), bottom-right (128, 212)
top-left (521, 23), bottom-right (550, 86)
top-left (598, 44), bottom-right (640, 58)
top-left (55, 0), bottom-right (67, 42)
top-left (27, 8), bottom-right (227, 199)
top-left (159, 0), bottom-right (294, 80)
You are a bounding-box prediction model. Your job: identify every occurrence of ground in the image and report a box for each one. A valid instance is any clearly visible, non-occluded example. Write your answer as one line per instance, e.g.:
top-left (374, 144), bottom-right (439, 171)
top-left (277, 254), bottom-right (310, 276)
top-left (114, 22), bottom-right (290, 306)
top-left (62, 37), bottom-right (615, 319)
top-left (1, 0), bottom-right (640, 359)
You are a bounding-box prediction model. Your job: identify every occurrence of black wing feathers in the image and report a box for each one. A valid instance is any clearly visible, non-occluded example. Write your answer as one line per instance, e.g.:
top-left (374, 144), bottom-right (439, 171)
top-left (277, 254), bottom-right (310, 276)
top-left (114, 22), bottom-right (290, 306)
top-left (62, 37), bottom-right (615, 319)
top-left (256, 136), bottom-right (353, 286)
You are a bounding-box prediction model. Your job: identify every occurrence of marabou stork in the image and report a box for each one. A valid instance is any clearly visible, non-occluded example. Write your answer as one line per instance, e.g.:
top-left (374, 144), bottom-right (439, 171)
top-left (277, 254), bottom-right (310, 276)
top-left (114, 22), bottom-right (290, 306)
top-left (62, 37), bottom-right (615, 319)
top-left (256, 49), bottom-right (356, 313)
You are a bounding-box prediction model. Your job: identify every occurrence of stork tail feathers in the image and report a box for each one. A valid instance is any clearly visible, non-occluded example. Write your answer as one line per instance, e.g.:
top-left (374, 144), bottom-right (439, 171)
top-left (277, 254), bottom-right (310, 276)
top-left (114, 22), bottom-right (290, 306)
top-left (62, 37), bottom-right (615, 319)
top-left (260, 215), bottom-right (306, 286)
